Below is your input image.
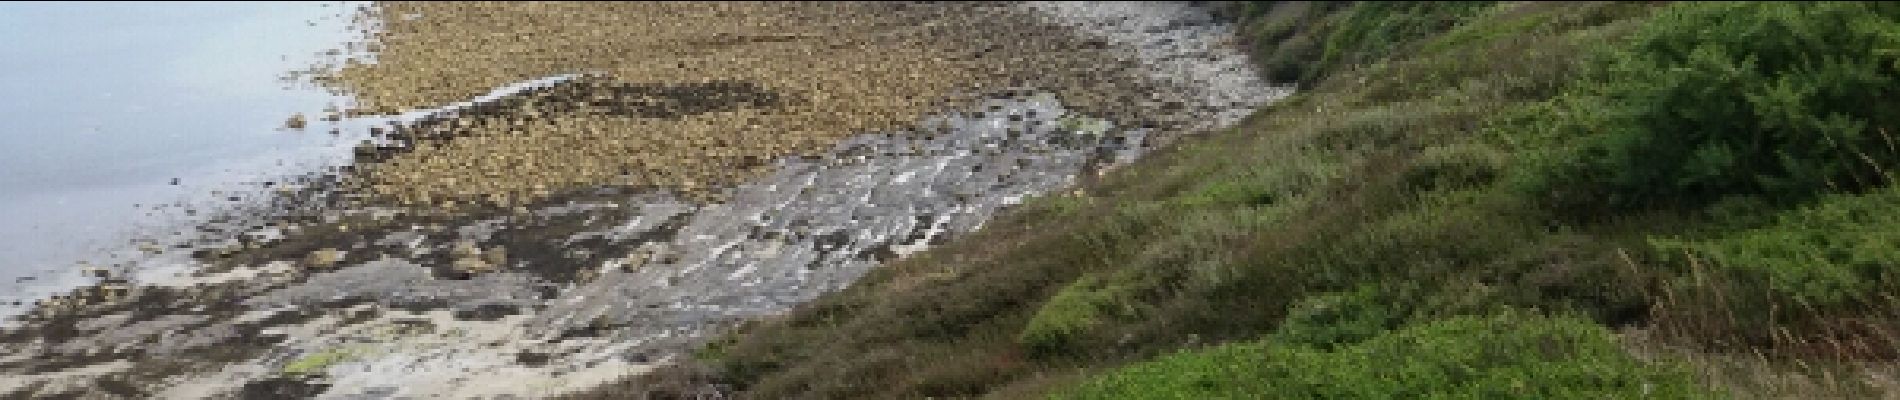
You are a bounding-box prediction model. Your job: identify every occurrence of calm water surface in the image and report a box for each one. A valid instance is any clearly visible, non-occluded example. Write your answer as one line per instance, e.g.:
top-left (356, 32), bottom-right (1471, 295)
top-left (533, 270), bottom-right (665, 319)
top-left (0, 2), bottom-right (372, 311)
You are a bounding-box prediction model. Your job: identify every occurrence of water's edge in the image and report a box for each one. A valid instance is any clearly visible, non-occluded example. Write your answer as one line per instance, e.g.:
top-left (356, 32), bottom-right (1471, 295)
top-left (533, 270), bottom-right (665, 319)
top-left (0, 3), bottom-right (1286, 398)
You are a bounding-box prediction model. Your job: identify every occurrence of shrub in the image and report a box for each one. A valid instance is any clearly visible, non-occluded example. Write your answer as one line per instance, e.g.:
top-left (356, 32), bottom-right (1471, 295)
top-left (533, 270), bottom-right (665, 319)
top-left (1267, 285), bottom-right (1407, 350)
top-left (1053, 312), bottom-right (1716, 400)
top-left (1653, 186), bottom-right (1900, 308)
top-left (1523, 2), bottom-right (1900, 211)
top-left (1238, 1), bottom-right (1493, 85)
top-left (1237, 1), bottom-right (1353, 83)
top-left (1401, 143), bottom-right (1505, 192)
top-left (1316, 1), bottom-right (1496, 80)
top-left (1019, 274), bottom-right (1144, 354)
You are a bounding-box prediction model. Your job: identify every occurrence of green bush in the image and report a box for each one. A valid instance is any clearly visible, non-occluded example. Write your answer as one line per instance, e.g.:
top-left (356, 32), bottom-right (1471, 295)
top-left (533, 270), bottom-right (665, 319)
top-left (1653, 186), bottom-right (1900, 308)
top-left (1402, 143), bottom-right (1506, 192)
top-left (1237, 1), bottom-right (1492, 85)
top-left (1524, 1), bottom-right (1900, 211)
top-left (1267, 285), bottom-right (1406, 350)
top-left (1019, 273), bottom-right (1145, 354)
top-left (1053, 312), bottom-right (1715, 400)
top-left (1237, 1), bottom-right (1351, 83)
top-left (1317, 1), bottom-right (1496, 80)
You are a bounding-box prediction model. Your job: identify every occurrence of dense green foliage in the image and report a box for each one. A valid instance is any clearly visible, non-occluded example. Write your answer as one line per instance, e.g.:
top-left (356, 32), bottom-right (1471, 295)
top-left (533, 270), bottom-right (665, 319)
top-left (1019, 273), bottom-right (1146, 354)
top-left (1317, 2), bottom-right (1495, 79)
top-left (1056, 313), bottom-right (1714, 400)
top-left (1520, 2), bottom-right (1900, 211)
top-left (663, 2), bottom-right (1900, 399)
top-left (1237, 1), bottom-right (1495, 85)
top-left (1266, 285), bottom-right (1406, 350)
top-left (1656, 186), bottom-right (1900, 308)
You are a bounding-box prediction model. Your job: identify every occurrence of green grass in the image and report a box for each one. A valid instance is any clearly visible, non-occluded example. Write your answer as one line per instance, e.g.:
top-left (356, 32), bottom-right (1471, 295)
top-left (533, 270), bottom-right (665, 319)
top-left (1055, 312), bottom-right (1716, 400)
top-left (1235, 1), bottom-right (1497, 85)
top-left (1656, 186), bottom-right (1900, 307)
top-left (624, 2), bottom-right (1900, 399)
top-left (1019, 273), bottom-right (1146, 354)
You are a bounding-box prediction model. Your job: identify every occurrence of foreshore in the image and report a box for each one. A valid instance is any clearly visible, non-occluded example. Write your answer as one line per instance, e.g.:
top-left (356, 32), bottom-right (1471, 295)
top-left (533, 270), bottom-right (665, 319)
top-left (0, 2), bottom-right (1280, 398)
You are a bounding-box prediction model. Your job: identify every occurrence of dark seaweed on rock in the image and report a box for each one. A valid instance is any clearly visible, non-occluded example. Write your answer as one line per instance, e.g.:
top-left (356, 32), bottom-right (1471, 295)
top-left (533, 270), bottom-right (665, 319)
top-left (354, 76), bottom-right (786, 165)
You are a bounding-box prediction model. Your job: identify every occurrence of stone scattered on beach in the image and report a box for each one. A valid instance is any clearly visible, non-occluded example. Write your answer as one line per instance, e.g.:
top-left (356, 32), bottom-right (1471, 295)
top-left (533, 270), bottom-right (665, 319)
top-left (481, 246), bottom-right (507, 268)
top-left (451, 257), bottom-right (493, 274)
top-left (285, 113), bottom-right (308, 130)
top-left (302, 248), bottom-right (344, 269)
top-left (313, 2), bottom-right (1176, 208)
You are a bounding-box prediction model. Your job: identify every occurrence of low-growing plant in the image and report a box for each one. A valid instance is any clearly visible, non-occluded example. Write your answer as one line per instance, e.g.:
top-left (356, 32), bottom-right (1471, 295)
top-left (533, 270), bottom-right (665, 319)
top-left (1020, 273), bottom-right (1145, 354)
top-left (1267, 284), bottom-right (1407, 349)
top-left (1401, 142), bottom-right (1505, 192)
top-left (1316, 1), bottom-right (1496, 80)
top-left (1653, 185), bottom-right (1900, 309)
top-left (1235, 1), bottom-right (1494, 86)
top-left (1055, 312), bottom-right (1716, 399)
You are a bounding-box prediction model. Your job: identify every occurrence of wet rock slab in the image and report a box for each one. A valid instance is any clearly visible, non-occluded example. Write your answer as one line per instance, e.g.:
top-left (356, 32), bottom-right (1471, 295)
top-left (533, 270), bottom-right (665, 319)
top-left (307, 92), bottom-right (1150, 399)
top-left (534, 92), bottom-right (1136, 334)
top-left (244, 258), bottom-right (548, 313)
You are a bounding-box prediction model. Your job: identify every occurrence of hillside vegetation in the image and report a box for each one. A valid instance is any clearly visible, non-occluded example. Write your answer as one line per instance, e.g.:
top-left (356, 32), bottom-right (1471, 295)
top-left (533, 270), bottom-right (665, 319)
top-left (577, 2), bottom-right (1900, 398)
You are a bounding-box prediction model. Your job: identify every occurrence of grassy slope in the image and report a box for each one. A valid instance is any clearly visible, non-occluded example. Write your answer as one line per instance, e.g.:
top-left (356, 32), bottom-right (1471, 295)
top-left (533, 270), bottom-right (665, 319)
top-left (573, 2), bottom-right (1900, 399)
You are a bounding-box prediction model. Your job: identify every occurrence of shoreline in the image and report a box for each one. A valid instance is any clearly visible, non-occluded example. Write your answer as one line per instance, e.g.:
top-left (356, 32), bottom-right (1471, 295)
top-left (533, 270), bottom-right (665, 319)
top-left (0, 2), bottom-right (1281, 398)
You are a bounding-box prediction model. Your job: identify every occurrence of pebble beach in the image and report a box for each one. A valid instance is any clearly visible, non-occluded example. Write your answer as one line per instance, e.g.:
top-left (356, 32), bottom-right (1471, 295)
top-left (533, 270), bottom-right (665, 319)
top-left (0, 2), bottom-right (1284, 398)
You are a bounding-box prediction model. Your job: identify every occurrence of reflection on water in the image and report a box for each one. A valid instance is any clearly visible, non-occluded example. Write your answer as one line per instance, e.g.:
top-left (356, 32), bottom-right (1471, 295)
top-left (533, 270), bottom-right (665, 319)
top-left (0, 2), bottom-right (368, 311)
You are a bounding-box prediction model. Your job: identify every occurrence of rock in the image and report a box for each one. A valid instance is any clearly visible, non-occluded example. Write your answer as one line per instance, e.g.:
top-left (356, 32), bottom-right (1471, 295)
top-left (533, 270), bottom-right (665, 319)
top-left (303, 248), bottom-right (344, 269)
top-left (246, 258), bottom-right (542, 309)
top-left (285, 113), bottom-right (307, 130)
top-left (450, 240), bottom-right (482, 259)
top-left (99, 283), bottom-right (131, 301)
top-left (481, 246), bottom-right (507, 268)
top-left (452, 257), bottom-right (494, 274)
top-left (453, 303), bottom-right (521, 321)
top-left (80, 264), bottom-right (111, 279)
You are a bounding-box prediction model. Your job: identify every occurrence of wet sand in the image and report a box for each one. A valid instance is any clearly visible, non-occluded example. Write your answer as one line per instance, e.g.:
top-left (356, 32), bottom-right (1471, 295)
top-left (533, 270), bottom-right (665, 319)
top-left (0, 2), bottom-right (1281, 398)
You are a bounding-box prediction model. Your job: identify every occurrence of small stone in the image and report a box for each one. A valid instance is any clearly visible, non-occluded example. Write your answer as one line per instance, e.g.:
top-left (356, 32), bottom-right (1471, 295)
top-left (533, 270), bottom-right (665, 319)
top-left (451, 240), bottom-right (482, 258)
top-left (452, 257), bottom-right (493, 274)
top-left (285, 113), bottom-right (308, 130)
top-left (80, 265), bottom-right (110, 279)
top-left (482, 246), bottom-right (508, 267)
top-left (304, 248), bottom-right (344, 269)
top-left (100, 283), bottom-right (131, 300)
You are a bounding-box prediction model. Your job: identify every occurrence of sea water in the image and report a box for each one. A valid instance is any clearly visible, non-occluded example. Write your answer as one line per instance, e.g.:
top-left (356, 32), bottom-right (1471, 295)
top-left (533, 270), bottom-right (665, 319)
top-left (0, 1), bottom-right (370, 318)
